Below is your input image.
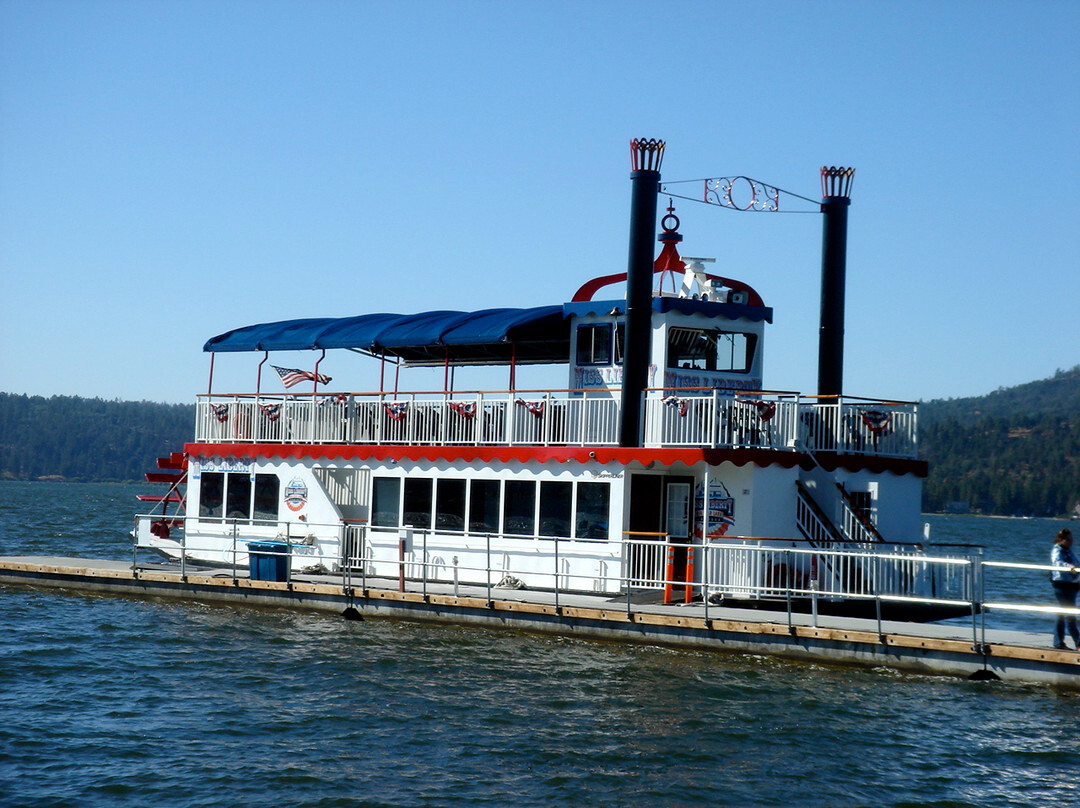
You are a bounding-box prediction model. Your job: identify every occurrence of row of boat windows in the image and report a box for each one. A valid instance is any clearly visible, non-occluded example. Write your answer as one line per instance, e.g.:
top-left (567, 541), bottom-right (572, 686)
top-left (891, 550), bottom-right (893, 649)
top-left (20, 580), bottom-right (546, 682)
top-left (576, 324), bottom-right (756, 373)
top-left (199, 472), bottom-right (280, 521)
top-left (372, 477), bottom-right (611, 541)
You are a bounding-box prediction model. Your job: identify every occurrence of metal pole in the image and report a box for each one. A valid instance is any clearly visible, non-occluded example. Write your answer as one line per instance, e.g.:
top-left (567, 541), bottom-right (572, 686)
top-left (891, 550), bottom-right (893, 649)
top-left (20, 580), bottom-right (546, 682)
top-left (785, 549), bottom-right (793, 633)
top-left (422, 528), bottom-right (428, 599)
top-left (703, 541), bottom-right (710, 623)
top-left (554, 536), bottom-right (560, 612)
top-left (486, 533), bottom-right (492, 606)
top-left (875, 553), bottom-right (884, 640)
top-left (361, 525), bottom-right (367, 592)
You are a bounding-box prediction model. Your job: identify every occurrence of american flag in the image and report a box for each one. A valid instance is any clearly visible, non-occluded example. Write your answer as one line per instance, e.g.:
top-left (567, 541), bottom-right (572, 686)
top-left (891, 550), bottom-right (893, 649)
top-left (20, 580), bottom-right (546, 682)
top-left (273, 365), bottom-right (332, 388)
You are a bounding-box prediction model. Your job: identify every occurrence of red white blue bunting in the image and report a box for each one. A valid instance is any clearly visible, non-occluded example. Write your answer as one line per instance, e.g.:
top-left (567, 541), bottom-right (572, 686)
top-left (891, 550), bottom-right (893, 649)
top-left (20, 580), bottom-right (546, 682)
top-left (449, 401), bottom-right (476, 419)
top-left (515, 398), bottom-right (546, 417)
top-left (747, 400), bottom-right (777, 422)
top-left (861, 410), bottom-right (892, 434)
top-left (662, 395), bottom-right (689, 417)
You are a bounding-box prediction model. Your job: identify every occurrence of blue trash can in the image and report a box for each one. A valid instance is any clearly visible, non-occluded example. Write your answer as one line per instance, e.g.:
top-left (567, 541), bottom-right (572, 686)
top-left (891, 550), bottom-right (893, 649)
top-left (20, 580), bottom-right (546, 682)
top-left (247, 541), bottom-right (290, 582)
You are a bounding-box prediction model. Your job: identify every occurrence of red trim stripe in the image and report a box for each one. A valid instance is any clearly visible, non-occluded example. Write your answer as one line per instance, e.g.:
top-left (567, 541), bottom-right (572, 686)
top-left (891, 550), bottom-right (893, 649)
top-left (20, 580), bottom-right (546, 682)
top-left (185, 442), bottom-right (927, 477)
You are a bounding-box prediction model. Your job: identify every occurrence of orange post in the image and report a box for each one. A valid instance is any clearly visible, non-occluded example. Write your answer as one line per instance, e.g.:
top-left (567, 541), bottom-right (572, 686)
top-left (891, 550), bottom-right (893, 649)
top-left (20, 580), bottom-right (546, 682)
top-left (684, 547), bottom-right (696, 604)
top-left (663, 546), bottom-right (675, 604)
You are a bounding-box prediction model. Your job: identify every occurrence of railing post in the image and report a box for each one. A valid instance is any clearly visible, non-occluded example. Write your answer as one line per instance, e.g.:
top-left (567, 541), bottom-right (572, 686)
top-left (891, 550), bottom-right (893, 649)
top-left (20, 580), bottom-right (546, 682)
top-left (972, 555), bottom-right (984, 652)
top-left (180, 524), bottom-right (187, 579)
top-left (361, 525), bottom-right (368, 592)
top-left (785, 548), bottom-right (793, 633)
top-left (554, 536), bottom-right (560, 611)
top-left (398, 527), bottom-right (412, 593)
top-left (422, 528), bottom-right (428, 599)
top-left (874, 552), bottom-right (884, 641)
top-left (485, 533), bottom-right (493, 606)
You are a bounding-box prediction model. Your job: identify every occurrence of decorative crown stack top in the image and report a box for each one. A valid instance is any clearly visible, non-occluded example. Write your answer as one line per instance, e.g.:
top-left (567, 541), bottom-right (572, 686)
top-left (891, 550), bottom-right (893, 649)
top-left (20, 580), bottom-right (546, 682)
top-left (820, 166), bottom-right (855, 199)
top-left (630, 138), bottom-right (665, 172)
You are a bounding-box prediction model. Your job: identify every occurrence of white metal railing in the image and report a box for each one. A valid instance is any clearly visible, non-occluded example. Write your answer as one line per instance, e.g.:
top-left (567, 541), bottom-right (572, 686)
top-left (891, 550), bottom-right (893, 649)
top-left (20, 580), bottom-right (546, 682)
top-left (134, 515), bottom-right (1080, 648)
top-left (701, 540), bottom-right (977, 605)
top-left (194, 389), bottom-right (917, 458)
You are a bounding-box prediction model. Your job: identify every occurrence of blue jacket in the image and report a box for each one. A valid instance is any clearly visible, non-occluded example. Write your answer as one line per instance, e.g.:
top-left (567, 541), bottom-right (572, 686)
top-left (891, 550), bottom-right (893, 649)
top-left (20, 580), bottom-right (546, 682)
top-left (1051, 544), bottom-right (1080, 583)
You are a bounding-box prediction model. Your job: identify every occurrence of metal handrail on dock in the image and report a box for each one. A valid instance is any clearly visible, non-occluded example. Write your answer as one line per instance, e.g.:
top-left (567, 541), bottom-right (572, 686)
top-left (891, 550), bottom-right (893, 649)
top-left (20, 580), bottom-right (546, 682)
top-left (132, 515), bottom-right (1079, 651)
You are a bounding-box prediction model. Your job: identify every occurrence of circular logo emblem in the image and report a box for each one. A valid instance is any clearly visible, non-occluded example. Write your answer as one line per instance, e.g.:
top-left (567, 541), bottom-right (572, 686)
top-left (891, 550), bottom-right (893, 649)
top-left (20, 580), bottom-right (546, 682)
top-left (284, 478), bottom-right (308, 512)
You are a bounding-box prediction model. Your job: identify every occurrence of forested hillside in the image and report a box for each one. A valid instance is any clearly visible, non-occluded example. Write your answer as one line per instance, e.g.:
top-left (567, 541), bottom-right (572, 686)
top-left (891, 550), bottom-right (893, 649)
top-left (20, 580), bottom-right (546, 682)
top-left (1, 369), bottom-right (1078, 516)
top-left (919, 366), bottom-right (1080, 517)
top-left (0, 393), bottom-right (193, 482)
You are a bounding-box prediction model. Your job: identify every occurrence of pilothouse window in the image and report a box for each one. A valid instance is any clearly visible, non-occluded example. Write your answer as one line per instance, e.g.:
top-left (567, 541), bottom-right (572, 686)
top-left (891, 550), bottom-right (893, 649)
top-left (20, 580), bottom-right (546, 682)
top-left (667, 328), bottom-right (755, 373)
top-left (576, 324), bottom-right (624, 366)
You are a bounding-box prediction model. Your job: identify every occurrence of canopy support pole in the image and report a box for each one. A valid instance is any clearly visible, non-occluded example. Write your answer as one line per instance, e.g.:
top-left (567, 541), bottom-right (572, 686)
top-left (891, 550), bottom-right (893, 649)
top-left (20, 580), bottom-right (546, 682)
top-left (313, 349), bottom-right (326, 394)
top-left (207, 353), bottom-right (215, 396)
top-left (256, 352), bottom-right (267, 395)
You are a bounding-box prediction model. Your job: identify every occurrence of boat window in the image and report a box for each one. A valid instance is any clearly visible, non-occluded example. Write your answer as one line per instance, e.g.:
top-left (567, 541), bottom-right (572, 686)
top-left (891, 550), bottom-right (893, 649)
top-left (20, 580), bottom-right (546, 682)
top-left (252, 474), bottom-right (280, 522)
top-left (436, 479), bottom-right (467, 531)
top-left (668, 328), bottom-right (713, 370)
top-left (539, 481), bottom-right (573, 538)
top-left (372, 477), bottom-right (401, 527)
top-left (576, 482), bottom-right (610, 540)
top-left (199, 472), bottom-right (224, 520)
top-left (403, 478), bottom-right (433, 529)
top-left (667, 328), bottom-right (756, 373)
top-left (503, 480), bottom-right (536, 536)
top-left (226, 474), bottom-right (252, 520)
top-left (715, 331), bottom-right (756, 373)
top-left (576, 324), bottom-right (613, 366)
top-left (848, 490), bottom-right (873, 522)
top-left (469, 479), bottom-right (500, 533)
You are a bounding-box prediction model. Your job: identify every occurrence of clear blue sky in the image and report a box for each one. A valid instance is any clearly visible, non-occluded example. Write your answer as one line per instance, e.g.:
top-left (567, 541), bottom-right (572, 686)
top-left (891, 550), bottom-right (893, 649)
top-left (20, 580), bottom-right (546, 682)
top-left (2, 0), bottom-right (1077, 405)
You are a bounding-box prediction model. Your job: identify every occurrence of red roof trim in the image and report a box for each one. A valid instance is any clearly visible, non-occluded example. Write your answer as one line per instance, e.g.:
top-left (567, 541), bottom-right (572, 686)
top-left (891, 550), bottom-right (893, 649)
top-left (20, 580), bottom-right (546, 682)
top-left (185, 442), bottom-right (927, 477)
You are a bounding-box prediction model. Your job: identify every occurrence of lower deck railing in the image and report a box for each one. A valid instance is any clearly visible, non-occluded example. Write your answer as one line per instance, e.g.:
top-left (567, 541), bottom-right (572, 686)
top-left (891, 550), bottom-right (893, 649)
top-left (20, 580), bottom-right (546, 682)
top-left (134, 514), bottom-right (1070, 647)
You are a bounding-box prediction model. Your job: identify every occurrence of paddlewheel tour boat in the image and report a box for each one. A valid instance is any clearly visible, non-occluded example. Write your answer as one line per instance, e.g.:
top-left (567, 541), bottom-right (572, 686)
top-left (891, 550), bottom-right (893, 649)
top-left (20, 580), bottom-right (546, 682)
top-left (135, 141), bottom-right (974, 619)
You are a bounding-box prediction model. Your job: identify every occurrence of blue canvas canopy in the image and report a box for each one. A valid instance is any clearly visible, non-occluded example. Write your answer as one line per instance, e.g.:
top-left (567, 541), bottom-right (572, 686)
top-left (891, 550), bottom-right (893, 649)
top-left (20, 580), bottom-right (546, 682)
top-left (203, 306), bottom-right (570, 366)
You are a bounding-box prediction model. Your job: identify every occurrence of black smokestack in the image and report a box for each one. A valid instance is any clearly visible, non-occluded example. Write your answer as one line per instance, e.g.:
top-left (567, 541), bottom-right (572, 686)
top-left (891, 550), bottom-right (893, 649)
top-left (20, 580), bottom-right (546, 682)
top-left (620, 138), bottom-right (664, 448)
top-left (817, 166), bottom-right (855, 398)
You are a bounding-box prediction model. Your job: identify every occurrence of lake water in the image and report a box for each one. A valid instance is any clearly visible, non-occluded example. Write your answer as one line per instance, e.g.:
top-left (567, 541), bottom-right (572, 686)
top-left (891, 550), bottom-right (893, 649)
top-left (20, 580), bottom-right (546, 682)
top-left (2, 480), bottom-right (1079, 807)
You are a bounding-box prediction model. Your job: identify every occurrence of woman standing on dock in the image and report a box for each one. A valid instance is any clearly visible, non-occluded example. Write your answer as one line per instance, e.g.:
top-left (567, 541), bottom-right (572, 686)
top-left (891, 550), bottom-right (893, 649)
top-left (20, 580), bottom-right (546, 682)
top-left (1050, 528), bottom-right (1080, 650)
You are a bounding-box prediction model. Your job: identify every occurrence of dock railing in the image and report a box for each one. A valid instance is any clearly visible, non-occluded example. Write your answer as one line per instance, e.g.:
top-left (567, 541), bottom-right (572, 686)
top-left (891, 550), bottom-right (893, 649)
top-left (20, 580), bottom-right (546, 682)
top-left (193, 389), bottom-right (918, 459)
top-left (133, 516), bottom-right (1080, 650)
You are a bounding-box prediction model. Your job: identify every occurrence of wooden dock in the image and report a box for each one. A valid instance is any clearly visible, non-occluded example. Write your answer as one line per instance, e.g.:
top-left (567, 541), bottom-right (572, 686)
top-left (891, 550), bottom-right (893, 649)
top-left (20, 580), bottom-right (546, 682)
top-left (3, 555), bottom-right (1079, 689)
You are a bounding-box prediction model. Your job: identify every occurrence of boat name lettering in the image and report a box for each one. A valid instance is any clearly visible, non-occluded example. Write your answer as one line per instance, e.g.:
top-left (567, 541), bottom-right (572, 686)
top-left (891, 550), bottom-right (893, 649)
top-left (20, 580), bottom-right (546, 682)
top-left (586, 470), bottom-right (623, 479)
top-left (575, 366), bottom-right (623, 388)
top-left (664, 372), bottom-right (762, 391)
top-left (199, 461), bottom-right (253, 474)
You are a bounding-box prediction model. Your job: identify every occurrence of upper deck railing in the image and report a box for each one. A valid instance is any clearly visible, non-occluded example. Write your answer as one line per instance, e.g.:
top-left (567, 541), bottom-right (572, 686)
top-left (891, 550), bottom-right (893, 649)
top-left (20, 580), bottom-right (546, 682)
top-left (193, 389), bottom-right (918, 459)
